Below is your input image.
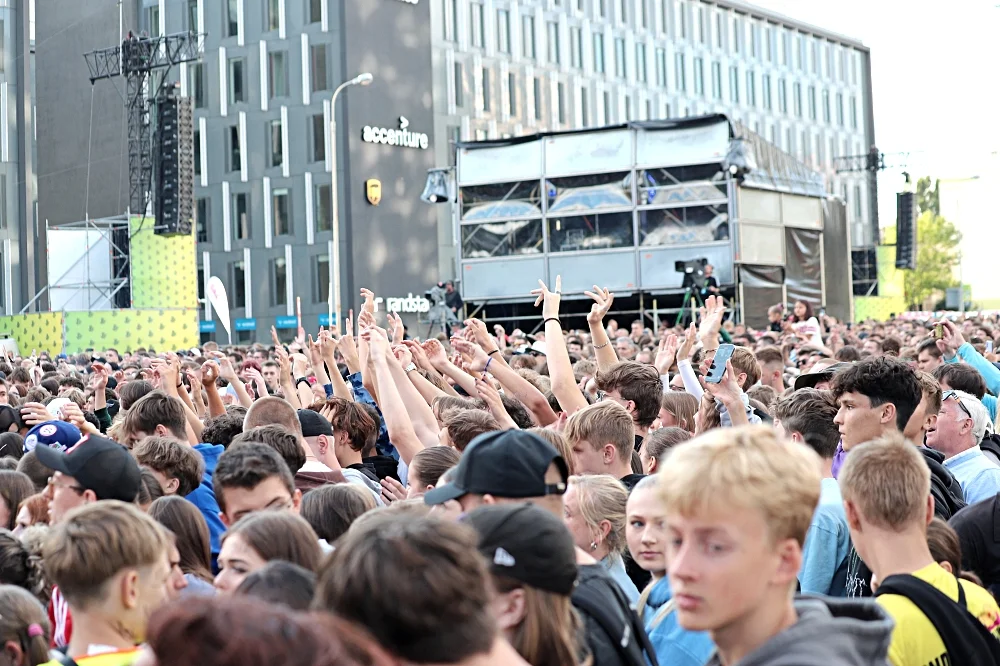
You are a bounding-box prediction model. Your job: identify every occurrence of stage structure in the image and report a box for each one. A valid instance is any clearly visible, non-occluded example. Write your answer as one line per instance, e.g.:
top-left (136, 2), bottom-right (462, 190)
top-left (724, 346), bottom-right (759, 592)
top-left (447, 114), bottom-right (852, 328)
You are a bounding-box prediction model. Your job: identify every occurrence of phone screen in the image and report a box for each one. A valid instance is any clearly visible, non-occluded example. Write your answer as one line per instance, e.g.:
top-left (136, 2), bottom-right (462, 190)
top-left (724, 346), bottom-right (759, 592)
top-left (706, 344), bottom-right (735, 384)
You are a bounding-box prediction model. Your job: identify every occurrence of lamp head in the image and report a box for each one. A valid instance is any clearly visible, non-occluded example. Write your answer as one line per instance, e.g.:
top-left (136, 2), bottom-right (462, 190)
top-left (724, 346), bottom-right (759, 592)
top-left (355, 72), bottom-right (374, 86)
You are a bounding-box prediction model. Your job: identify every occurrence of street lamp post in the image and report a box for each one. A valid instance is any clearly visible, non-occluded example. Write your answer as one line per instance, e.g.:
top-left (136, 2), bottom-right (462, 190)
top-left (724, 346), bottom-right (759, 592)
top-left (329, 72), bottom-right (373, 332)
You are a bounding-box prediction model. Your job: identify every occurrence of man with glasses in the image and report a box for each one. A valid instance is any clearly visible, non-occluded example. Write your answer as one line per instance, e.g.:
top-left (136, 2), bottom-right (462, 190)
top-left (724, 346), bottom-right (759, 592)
top-left (927, 389), bottom-right (1000, 504)
top-left (35, 433), bottom-right (142, 649)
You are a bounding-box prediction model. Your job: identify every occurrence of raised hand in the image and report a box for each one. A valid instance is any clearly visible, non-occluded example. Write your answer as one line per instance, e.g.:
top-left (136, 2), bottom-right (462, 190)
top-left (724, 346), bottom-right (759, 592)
top-left (360, 288), bottom-right (377, 315)
top-left (200, 361), bottom-right (220, 387)
top-left (464, 318), bottom-right (496, 351)
top-left (450, 337), bottom-right (489, 372)
top-left (422, 339), bottom-right (448, 369)
top-left (270, 325), bottom-right (282, 349)
top-left (90, 363), bottom-right (110, 392)
top-left (584, 285), bottom-right (614, 325)
top-left (698, 294), bottom-right (727, 346)
top-left (380, 476), bottom-right (408, 504)
top-left (677, 322), bottom-right (698, 363)
top-left (704, 359), bottom-right (743, 407)
top-left (392, 344), bottom-right (414, 368)
top-left (19, 402), bottom-right (51, 427)
top-left (654, 333), bottom-right (679, 375)
top-left (318, 328), bottom-right (338, 360)
top-left (387, 312), bottom-right (405, 345)
top-left (307, 334), bottom-right (325, 369)
top-left (530, 276), bottom-right (562, 320)
top-left (404, 339), bottom-right (433, 371)
top-left (274, 346), bottom-right (293, 384)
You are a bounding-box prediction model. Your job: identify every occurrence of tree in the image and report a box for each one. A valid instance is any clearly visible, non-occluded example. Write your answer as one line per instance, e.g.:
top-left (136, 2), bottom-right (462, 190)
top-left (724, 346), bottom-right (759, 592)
top-left (904, 210), bottom-right (962, 309)
top-left (915, 176), bottom-right (940, 216)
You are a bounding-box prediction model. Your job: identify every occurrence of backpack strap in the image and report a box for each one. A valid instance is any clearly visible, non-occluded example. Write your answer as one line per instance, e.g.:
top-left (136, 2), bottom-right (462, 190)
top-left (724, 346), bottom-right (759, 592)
top-left (875, 573), bottom-right (1000, 666)
top-left (47, 650), bottom-right (78, 666)
top-left (573, 575), bottom-right (661, 666)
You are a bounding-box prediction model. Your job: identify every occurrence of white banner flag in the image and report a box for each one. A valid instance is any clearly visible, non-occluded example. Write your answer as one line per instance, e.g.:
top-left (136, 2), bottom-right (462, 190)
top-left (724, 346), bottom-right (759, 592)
top-left (206, 276), bottom-right (232, 343)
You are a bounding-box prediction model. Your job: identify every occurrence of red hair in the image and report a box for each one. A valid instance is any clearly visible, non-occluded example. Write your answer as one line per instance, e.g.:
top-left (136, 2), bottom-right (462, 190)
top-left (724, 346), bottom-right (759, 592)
top-left (144, 595), bottom-right (396, 666)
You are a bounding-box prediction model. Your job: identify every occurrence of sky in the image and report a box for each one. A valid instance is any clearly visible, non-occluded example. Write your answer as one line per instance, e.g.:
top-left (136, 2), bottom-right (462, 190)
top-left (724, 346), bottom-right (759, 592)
top-left (752, 0), bottom-right (1000, 226)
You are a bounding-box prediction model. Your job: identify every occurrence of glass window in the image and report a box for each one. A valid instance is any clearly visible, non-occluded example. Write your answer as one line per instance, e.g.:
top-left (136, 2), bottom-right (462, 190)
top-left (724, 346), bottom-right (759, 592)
top-left (188, 63), bottom-right (205, 108)
top-left (614, 38), bottom-right (626, 78)
top-left (315, 183), bottom-right (331, 232)
top-left (309, 0), bottom-right (323, 24)
top-left (822, 89), bottom-right (830, 123)
top-left (482, 67), bottom-right (491, 112)
top-left (533, 77), bottom-right (542, 120)
top-left (311, 44), bottom-right (329, 92)
top-left (226, 0), bottom-right (239, 38)
top-left (462, 220), bottom-right (543, 258)
top-left (549, 212), bottom-right (633, 252)
top-left (461, 180), bottom-right (542, 219)
top-left (454, 61), bottom-right (464, 107)
top-left (267, 0), bottom-right (280, 31)
top-left (711, 62), bottom-right (722, 100)
top-left (836, 92), bottom-right (844, 126)
top-left (580, 86), bottom-right (589, 126)
top-left (508, 72), bottom-right (517, 115)
top-left (674, 53), bottom-right (686, 92)
top-left (850, 97), bottom-right (858, 129)
top-left (269, 51), bottom-right (288, 98)
top-left (655, 48), bottom-right (667, 87)
top-left (777, 79), bottom-right (787, 114)
top-left (745, 70), bottom-right (756, 107)
top-left (547, 21), bottom-right (560, 64)
top-left (728, 65), bottom-right (739, 103)
top-left (761, 74), bottom-right (771, 110)
top-left (311, 114), bottom-right (325, 162)
top-left (639, 205), bottom-right (729, 246)
top-left (522, 15), bottom-right (536, 59)
top-left (228, 58), bottom-right (245, 104)
top-left (793, 82), bottom-right (802, 117)
top-left (808, 85), bottom-right (816, 120)
top-left (637, 164), bottom-right (727, 207)
top-left (635, 43), bottom-right (647, 82)
top-left (570, 27), bottom-right (583, 69)
top-left (446, 0), bottom-right (458, 41)
top-left (193, 129), bottom-right (202, 177)
top-left (692, 57), bottom-right (704, 96)
top-left (732, 17), bottom-right (740, 53)
top-left (271, 258), bottom-right (287, 307)
top-left (557, 82), bottom-right (566, 124)
top-left (148, 5), bottom-right (160, 38)
top-left (232, 192), bottom-right (250, 240)
top-left (470, 2), bottom-right (485, 47)
top-left (269, 120), bottom-right (283, 168)
top-left (497, 9), bottom-right (511, 53)
top-left (273, 188), bottom-right (291, 237)
top-left (196, 198), bottom-right (210, 243)
top-left (187, 0), bottom-right (199, 32)
top-left (592, 32), bottom-right (605, 73)
top-left (231, 261), bottom-right (246, 308)
top-left (228, 125), bottom-right (241, 172)
top-left (314, 256), bottom-right (330, 304)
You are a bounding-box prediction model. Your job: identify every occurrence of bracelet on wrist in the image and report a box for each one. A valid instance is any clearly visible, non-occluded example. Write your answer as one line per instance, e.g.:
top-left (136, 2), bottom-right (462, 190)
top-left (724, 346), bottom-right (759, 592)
top-left (484, 356), bottom-right (494, 374)
top-left (488, 349), bottom-right (501, 356)
top-left (543, 317), bottom-right (561, 327)
top-left (593, 341), bottom-right (610, 350)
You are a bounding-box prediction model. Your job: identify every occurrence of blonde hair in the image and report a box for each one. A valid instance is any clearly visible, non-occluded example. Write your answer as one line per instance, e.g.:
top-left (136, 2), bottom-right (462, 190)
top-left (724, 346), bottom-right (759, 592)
top-left (564, 402), bottom-right (633, 462)
top-left (659, 392), bottom-right (698, 433)
top-left (527, 428), bottom-right (576, 477)
top-left (493, 576), bottom-right (587, 666)
top-left (838, 433), bottom-right (930, 531)
top-left (43, 501), bottom-right (170, 609)
top-left (658, 426), bottom-right (821, 546)
top-left (568, 475), bottom-right (629, 556)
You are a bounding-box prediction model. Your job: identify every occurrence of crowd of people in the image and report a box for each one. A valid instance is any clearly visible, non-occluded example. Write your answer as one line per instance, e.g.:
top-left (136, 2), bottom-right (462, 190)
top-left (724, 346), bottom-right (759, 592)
top-left (0, 281), bottom-right (996, 664)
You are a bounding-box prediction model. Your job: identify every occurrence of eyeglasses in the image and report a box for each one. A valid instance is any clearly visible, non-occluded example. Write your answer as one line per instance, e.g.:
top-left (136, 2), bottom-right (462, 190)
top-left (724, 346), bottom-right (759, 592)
top-left (595, 390), bottom-right (607, 402)
top-left (943, 391), bottom-right (973, 420)
top-left (47, 477), bottom-right (85, 495)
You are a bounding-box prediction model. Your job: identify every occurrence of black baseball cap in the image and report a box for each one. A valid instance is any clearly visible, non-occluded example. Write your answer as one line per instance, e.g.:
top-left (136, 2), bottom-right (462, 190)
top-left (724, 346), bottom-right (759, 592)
top-left (464, 503), bottom-right (578, 595)
top-left (298, 409), bottom-right (333, 438)
top-left (424, 430), bottom-right (569, 506)
top-left (35, 434), bottom-right (142, 502)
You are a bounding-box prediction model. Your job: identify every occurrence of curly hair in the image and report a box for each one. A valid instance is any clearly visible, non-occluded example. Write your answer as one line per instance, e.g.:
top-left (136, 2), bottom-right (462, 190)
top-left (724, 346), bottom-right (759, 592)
top-left (831, 356), bottom-right (921, 432)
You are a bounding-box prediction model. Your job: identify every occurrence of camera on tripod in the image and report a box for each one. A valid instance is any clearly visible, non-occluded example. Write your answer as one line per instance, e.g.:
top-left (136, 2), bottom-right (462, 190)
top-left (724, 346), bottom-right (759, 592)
top-left (675, 259), bottom-right (708, 290)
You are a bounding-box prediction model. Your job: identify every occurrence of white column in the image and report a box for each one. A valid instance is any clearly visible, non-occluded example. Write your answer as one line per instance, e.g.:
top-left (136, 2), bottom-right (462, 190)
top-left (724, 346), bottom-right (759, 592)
top-left (280, 106), bottom-right (290, 178)
top-left (238, 112), bottom-right (248, 182)
top-left (202, 251), bottom-right (212, 320)
top-left (222, 181), bottom-right (232, 252)
top-left (219, 47), bottom-right (228, 117)
top-left (263, 176), bottom-right (273, 249)
top-left (260, 40), bottom-right (269, 111)
top-left (243, 247), bottom-right (253, 318)
top-left (180, 62), bottom-right (188, 96)
top-left (198, 117), bottom-right (208, 187)
top-left (237, 0), bottom-right (245, 46)
top-left (321, 0), bottom-right (328, 31)
top-left (304, 172), bottom-right (315, 245)
top-left (278, 0), bottom-right (286, 39)
top-left (301, 34), bottom-right (311, 106)
top-left (158, 0), bottom-right (166, 36)
top-left (284, 244), bottom-right (294, 316)
top-left (323, 99), bottom-right (332, 172)
top-left (2, 239), bottom-right (11, 315)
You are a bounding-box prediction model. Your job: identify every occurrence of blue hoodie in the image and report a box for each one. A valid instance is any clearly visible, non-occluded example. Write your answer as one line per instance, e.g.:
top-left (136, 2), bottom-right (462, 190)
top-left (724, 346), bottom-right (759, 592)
top-left (186, 443), bottom-right (226, 566)
top-left (642, 577), bottom-right (715, 666)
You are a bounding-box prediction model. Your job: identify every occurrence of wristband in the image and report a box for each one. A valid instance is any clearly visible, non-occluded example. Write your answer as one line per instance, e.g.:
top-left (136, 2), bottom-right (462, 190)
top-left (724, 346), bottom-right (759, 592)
top-left (593, 341), bottom-right (610, 350)
top-left (488, 349), bottom-right (501, 356)
top-left (295, 377), bottom-right (310, 388)
top-left (484, 357), bottom-right (494, 374)
top-left (404, 362), bottom-right (417, 373)
top-left (543, 317), bottom-right (561, 327)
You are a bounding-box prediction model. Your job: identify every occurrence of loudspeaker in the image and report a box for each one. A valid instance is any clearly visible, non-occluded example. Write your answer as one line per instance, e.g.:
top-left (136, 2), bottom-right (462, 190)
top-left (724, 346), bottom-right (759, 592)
top-left (895, 191), bottom-right (917, 270)
top-left (154, 90), bottom-right (194, 236)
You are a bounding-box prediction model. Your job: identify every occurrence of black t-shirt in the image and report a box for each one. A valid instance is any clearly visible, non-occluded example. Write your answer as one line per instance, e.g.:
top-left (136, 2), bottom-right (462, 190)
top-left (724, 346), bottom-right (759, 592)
top-left (445, 290), bottom-right (463, 312)
top-left (950, 492), bottom-right (1000, 595)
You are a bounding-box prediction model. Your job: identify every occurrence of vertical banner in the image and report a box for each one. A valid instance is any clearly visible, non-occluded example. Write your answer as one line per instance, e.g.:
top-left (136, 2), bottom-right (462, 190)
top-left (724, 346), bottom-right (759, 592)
top-left (206, 277), bottom-right (232, 343)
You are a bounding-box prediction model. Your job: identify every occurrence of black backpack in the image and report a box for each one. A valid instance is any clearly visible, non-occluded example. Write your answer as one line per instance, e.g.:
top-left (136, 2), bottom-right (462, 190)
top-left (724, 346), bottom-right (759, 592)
top-left (874, 573), bottom-right (1000, 666)
top-left (572, 566), bottom-right (660, 666)
top-left (981, 433), bottom-right (1000, 467)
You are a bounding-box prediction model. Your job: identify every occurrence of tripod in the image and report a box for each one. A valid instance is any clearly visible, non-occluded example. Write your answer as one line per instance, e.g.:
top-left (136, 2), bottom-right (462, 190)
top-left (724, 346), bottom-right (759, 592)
top-left (675, 287), bottom-right (705, 327)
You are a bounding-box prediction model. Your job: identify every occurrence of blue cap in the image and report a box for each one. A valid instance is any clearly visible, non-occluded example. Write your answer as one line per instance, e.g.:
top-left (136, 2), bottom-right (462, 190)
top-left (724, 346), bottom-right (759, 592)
top-left (24, 421), bottom-right (82, 454)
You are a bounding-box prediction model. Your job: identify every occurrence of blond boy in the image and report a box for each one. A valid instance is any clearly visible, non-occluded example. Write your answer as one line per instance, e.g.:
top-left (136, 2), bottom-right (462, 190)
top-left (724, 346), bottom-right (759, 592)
top-left (659, 426), bottom-right (893, 665)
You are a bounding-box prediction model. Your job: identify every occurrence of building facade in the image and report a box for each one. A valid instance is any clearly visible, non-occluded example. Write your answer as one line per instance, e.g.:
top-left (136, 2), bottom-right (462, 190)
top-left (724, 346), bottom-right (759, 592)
top-left (431, 0), bottom-right (877, 280)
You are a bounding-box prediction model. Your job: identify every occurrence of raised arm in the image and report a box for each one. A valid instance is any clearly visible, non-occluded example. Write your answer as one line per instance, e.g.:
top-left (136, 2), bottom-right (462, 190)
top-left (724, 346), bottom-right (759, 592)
top-left (320, 329), bottom-right (353, 401)
top-left (425, 338), bottom-right (478, 396)
top-left (585, 285), bottom-right (620, 371)
top-left (364, 327), bottom-right (425, 465)
top-left (531, 277), bottom-right (588, 414)
top-left (201, 362), bottom-right (226, 418)
top-left (387, 344), bottom-right (441, 449)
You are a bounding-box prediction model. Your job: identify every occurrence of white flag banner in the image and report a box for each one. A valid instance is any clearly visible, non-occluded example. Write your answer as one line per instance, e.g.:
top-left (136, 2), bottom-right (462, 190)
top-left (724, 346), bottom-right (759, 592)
top-left (206, 276), bottom-right (232, 343)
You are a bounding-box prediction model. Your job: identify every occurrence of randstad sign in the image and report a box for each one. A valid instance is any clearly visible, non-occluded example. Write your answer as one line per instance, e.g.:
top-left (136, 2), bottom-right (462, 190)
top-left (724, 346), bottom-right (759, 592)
top-left (362, 116), bottom-right (429, 150)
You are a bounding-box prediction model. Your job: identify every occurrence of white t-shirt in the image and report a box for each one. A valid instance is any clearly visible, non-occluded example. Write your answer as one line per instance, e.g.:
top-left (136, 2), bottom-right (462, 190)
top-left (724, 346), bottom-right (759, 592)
top-left (792, 316), bottom-right (824, 347)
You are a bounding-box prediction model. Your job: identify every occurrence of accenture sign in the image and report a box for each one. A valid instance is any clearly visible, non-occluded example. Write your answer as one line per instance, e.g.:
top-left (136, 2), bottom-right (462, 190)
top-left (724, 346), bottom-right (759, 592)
top-left (362, 116), bottom-right (429, 150)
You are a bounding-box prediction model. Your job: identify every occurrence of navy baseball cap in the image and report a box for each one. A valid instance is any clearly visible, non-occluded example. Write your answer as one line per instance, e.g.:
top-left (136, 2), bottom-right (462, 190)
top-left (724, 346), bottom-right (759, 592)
top-left (35, 434), bottom-right (141, 502)
top-left (424, 430), bottom-right (569, 505)
top-left (24, 421), bottom-right (82, 453)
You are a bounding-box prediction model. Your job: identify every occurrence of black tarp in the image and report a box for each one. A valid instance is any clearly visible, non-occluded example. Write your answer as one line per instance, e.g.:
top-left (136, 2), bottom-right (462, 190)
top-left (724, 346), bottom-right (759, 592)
top-left (784, 227), bottom-right (823, 310)
top-left (822, 198), bottom-right (852, 322)
top-left (740, 265), bottom-right (785, 329)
